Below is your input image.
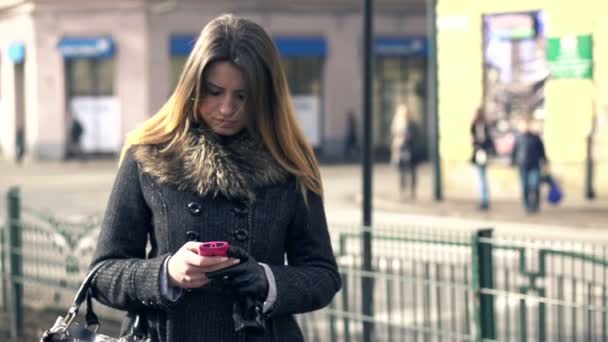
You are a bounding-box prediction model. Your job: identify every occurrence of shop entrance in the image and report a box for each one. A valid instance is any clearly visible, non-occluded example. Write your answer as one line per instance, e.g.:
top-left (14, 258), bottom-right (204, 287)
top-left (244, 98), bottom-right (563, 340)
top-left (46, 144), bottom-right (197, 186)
top-left (282, 56), bottom-right (324, 150)
top-left (60, 37), bottom-right (119, 157)
top-left (373, 55), bottom-right (427, 161)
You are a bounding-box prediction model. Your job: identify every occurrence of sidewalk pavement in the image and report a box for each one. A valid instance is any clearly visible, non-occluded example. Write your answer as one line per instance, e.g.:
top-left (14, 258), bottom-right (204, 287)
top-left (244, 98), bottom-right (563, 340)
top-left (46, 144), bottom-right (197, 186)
top-left (1, 158), bottom-right (606, 230)
top-left (323, 162), bottom-right (608, 230)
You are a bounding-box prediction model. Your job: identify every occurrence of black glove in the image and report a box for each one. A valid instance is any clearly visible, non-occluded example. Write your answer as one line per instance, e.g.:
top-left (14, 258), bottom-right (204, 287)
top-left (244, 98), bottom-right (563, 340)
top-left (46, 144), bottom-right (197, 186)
top-left (207, 246), bottom-right (269, 301)
top-left (207, 246), bottom-right (268, 335)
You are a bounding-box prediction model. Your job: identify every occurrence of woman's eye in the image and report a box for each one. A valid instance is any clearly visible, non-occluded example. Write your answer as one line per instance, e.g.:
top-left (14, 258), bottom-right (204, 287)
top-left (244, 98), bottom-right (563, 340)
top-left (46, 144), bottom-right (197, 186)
top-left (237, 93), bottom-right (247, 102)
top-left (207, 89), bottom-right (221, 96)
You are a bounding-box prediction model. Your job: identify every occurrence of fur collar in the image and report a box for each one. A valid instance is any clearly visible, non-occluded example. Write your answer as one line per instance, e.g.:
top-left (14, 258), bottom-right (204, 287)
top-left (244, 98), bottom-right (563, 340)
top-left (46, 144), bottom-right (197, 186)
top-left (133, 127), bottom-right (289, 202)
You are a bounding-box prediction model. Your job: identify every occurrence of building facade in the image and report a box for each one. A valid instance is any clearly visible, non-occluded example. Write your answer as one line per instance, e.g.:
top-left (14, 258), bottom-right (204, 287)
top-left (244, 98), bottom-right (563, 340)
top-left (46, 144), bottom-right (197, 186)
top-left (0, 0), bottom-right (428, 162)
top-left (437, 0), bottom-right (608, 198)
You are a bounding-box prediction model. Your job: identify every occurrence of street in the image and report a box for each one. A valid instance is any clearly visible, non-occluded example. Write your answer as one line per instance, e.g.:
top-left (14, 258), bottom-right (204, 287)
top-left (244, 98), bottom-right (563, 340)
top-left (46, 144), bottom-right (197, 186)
top-left (1, 158), bottom-right (607, 240)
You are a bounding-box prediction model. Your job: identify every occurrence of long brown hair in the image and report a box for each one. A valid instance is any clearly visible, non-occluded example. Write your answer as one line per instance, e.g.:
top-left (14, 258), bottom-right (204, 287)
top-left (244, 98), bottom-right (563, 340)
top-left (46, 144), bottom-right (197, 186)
top-left (121, 14), bottom-right (322, 198)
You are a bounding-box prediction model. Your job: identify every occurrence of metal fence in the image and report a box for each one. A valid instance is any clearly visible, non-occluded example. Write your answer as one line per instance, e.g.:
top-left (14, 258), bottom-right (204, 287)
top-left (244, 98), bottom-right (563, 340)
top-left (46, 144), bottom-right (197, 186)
top-left (2, 186), bottom-right (608, 341)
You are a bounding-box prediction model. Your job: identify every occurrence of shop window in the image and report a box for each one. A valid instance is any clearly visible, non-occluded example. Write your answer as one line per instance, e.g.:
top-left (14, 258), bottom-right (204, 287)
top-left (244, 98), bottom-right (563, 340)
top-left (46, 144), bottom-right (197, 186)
top-left (282, 57), bottom-right (323, 96)
top-left (282, 57), bottom-right (324, 148)
top-left (66, 59), bottom-right (114, 96)
top-left (373, 56), bottom-right (427, 160)
top-left (170, 56), bottom-right (188, 91)
top-left (169, 35), bottom-right (197, 94)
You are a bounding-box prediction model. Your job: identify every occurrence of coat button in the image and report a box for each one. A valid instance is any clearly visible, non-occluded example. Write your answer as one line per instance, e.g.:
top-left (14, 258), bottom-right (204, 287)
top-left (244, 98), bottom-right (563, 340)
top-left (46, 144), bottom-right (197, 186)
top-left (186, 231), bottom-right (200, 242)
top-left (232, 206), bottom-right (248, 217)
top-left (188, 202), bottom-right (202, 215)
top-left (234, 229), bottom-right (249, 241)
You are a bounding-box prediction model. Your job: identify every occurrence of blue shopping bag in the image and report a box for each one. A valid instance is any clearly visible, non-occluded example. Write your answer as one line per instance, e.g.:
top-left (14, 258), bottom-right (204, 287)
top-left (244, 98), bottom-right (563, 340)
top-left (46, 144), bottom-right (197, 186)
top-left (546, 175), bottom-right (563, 205)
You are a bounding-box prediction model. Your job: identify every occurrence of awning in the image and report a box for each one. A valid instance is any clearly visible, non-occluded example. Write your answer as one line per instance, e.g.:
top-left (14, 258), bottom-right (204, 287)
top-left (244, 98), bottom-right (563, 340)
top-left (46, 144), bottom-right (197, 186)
top-left (171, 34), bottom-right (197, 56)
top-left (58, 36), bottom-right (115, 59)
top-left (170, 35), bottom-right (328, 58)
top-left (374, 37), bottom-right (427, 57)
top-left (273, 37), bottom-right (327, 57)
top-left (8, 42), bottom-right (25, 63)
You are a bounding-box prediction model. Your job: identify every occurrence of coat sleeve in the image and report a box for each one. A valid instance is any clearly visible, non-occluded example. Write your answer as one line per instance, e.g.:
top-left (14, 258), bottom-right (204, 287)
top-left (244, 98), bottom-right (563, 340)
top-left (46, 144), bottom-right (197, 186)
top-left (89, 149), bottom-right (176, 312)
top-left (538, 136), bottom-right (548, 163)
top-left (511, 136), bottom-right (519, 166)
top-left (265, 189), bottom-right (341, 317)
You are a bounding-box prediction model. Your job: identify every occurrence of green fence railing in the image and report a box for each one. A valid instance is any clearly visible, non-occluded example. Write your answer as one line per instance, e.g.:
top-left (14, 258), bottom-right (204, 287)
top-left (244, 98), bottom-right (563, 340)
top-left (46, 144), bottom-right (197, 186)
top-left (2, 187), bottom-right (608, 341)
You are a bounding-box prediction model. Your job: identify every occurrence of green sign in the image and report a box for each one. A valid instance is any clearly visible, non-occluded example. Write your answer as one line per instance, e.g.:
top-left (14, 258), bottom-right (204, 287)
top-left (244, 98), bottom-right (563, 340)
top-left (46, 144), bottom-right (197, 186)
top-left (547, 35), bottom-right (593, 79)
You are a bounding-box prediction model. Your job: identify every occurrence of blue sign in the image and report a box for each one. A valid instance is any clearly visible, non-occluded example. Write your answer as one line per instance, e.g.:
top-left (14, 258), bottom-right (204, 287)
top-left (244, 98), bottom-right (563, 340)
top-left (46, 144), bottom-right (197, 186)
top-left (273, 37), bottom-right (327, 57)
top-left (171, 34), bottom-right (197, 56)
top-left (8, 42), bottom-right (25, 63)
top-left (374, 37), bottom-right (427, 56)
top-left (58, 37), bottom-right (115, 59)
top-left (169, 35), bottom-right (327, 58)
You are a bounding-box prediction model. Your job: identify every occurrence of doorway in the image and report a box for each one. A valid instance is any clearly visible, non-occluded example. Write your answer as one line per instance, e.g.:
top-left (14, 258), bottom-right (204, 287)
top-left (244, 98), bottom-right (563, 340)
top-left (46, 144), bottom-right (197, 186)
top-left (373, 56), bottom-right (427, 161)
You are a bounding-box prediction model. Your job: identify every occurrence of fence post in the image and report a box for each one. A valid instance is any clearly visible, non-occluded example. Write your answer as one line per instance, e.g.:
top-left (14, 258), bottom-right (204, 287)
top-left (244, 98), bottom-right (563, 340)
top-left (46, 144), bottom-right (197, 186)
top-left (472, 228), bottom-right (496, 341)
top-left (1, 227), bottom-right (7, 312)
top-left (6, 187), bottom-right (23, 338)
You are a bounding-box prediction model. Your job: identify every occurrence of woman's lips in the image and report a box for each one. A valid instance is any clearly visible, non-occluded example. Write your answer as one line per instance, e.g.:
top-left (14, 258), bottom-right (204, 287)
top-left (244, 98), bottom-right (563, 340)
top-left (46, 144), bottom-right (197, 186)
top-left (217, 120), bottom-right (239, 129)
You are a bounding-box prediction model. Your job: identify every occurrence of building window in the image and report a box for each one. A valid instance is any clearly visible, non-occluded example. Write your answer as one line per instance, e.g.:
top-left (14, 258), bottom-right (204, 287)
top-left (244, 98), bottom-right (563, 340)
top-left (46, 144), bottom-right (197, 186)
top-left (170, 56), bottom-right (188, 91)
top-left (66, 58), bottom-right (114, 96)
top-left (282, 57), bottom-right (323, 96)
top-left (373, 38), bottom-right (428, 160)
top-left (169, 35), bottom-right (197, 94)
top-left (59, 36), bottom-right (119, 154)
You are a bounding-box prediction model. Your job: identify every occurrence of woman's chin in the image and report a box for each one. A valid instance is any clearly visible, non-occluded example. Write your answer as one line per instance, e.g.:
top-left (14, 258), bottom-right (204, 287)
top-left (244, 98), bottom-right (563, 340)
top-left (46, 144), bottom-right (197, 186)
top-left (212, 126), bottom-right (242, 136)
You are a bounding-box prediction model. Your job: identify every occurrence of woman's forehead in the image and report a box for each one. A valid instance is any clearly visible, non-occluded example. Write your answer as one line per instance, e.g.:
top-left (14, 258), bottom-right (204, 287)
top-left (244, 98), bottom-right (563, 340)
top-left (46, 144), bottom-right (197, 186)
top-left (205, 61), bottom-right (247, 90)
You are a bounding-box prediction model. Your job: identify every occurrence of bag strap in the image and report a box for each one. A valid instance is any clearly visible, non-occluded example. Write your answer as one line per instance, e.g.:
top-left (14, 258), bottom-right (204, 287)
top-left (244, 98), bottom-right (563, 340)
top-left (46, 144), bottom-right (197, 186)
top-left (73, 262), bottom-right (107, 308)
top-left (85, 289), bottom-right (100, 328)
top-left (60, 262), bottom-right (107, 327)
top-left (65, 262), bottom-right (147, 336)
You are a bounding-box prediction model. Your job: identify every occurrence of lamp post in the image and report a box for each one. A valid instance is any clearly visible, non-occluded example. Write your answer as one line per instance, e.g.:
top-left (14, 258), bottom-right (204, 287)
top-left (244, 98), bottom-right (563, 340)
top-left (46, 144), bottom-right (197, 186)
top-left (426, 0), bottom-right (442, 201)
top-left (361, 0), bottom-right (374, 341)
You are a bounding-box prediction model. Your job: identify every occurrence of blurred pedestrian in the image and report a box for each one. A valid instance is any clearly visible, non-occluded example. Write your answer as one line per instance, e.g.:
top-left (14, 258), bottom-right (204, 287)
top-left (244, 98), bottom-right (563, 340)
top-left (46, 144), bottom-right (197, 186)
top-left (15, 127), bottom-right (24, 163)
top-left (391, 104), bottom-right (419, 200)
top-left (88, 14), bottom-right (340, 342)
top-left (343, 109), bottom-right (359, 162)
top-left (511, 118), bottom-right (548, 213)
top-left (67, 115), bottom-right (84, 160)
top-left (470, 107), bottom-right (495, 210)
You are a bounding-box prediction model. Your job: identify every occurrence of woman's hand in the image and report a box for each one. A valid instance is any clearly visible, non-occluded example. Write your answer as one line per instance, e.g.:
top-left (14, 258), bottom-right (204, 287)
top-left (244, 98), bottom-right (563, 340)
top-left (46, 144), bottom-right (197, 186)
top-left (167, 242), bottom-right (238, 289)
top-left (207, 246), bottom-right (269, 300)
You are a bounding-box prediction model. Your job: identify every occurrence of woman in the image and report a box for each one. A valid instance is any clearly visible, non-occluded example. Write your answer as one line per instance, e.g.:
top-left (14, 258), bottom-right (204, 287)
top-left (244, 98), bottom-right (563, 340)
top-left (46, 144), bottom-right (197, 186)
top-left (390, 104), bottom-right (418, 199)
top-left (470, 107), bottom-right (494, 210)
top-left (89, 14), bottom-right (341, 341)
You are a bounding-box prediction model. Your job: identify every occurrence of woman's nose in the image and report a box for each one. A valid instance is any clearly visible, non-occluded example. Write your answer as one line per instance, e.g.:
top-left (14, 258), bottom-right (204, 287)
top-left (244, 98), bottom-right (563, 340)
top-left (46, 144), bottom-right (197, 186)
top-left (219, 95), bottom-right (238, 116)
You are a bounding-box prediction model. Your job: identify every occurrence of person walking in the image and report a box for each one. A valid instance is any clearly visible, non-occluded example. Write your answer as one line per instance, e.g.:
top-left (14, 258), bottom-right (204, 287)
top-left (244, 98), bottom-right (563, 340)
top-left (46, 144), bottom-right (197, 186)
top-left (390, 104), bottom-right (419, 200)
top-left (88, 14), bottom-right (341, 341)
top-left (67, 115), bottom-right (84, 160)
top-left (470, 107), bottom-right (494, 210)
top-left (343, 109), bottom-right (360, 162)
top-left (512, 118), bottom-right (548, 213)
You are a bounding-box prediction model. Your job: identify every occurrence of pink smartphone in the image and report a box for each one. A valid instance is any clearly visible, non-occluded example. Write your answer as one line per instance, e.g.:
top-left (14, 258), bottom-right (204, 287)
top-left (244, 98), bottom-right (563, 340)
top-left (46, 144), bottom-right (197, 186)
top-left (198, 241), bottom-right (229, 257)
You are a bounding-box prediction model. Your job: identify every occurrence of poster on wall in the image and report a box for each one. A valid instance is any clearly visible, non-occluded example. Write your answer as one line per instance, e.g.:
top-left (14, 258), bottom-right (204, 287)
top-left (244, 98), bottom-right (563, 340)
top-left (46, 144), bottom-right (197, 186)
top-left (70, 96), bottom-right (121, 153)
top-left (292, 95), bottom-right (321, 147)
top-left (483, 11), bottom-right (549, 158)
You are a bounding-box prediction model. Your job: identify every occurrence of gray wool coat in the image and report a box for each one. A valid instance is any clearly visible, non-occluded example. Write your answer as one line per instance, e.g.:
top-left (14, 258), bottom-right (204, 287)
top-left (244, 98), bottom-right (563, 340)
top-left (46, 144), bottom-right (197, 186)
top-left (89, 128), bottom-right (341, 342)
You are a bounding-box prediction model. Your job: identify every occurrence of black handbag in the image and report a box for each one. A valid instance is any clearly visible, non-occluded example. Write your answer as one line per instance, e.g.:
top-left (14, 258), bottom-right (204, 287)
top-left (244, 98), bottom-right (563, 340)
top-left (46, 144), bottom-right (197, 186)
top-left (40, 262), bottom-right (149, 342)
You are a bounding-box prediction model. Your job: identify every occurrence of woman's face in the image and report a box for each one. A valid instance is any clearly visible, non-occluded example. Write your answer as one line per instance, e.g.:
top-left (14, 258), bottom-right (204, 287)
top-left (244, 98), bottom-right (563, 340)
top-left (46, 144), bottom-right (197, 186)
top-left (197, 61), bottom-right (249, 136)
